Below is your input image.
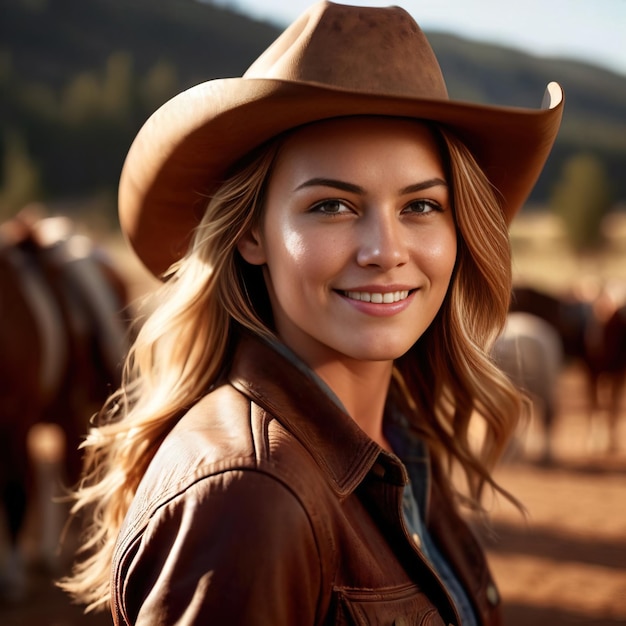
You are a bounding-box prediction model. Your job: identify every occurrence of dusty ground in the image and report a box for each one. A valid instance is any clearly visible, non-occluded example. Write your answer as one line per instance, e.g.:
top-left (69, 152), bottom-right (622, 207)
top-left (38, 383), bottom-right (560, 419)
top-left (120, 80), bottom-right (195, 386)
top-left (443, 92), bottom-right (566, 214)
top-left (484, 364), bottom-right (626, 626)
top-left (0, 364), bottom-right (624, 626)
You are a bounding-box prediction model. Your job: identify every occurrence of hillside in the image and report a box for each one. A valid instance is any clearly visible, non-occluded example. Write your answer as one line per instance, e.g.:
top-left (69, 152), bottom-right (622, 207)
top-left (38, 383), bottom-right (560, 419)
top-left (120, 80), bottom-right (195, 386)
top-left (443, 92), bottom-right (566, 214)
top-left (1, 0), bottom-right (625, 221)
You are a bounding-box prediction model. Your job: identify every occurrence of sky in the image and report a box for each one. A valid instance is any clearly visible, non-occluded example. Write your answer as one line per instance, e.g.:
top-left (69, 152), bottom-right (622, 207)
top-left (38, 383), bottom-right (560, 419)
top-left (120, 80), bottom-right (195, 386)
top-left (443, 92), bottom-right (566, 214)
top-left (211, 0), bottom-right (626, 76)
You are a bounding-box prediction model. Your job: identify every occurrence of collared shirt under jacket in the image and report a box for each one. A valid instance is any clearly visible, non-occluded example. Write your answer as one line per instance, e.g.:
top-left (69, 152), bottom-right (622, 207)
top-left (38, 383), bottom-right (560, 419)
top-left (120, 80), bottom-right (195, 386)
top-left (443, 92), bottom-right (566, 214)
top-left (111, 331), bottom-right (502, 626)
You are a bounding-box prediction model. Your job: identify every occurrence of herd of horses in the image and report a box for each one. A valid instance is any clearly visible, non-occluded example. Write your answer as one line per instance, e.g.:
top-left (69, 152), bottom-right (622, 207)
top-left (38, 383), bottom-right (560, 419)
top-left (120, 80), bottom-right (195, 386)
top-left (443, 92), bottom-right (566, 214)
top-left (1, 210), bottom-right (625, 601)
top-left (493, 283), bottom-right (626, 461)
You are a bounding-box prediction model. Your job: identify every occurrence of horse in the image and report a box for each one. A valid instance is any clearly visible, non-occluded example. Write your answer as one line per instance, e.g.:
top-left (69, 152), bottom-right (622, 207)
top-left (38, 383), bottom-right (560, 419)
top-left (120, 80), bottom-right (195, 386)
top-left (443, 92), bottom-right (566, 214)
top-left (491, 311), bottom-right (564, 464)
top-left (588, 297), bottom-right (626, 452)
top-left (509, 285), bottom-right (591, 361)
top-left (510, 284), bottom-right (625, 453)
top-left (0, 210), bottom-right (132, 601)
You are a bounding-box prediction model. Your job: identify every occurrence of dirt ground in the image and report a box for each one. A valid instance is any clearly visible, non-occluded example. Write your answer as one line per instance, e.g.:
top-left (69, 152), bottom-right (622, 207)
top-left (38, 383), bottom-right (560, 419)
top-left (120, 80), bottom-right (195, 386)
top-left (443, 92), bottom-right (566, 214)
top-left (484, 364), bottom-right (626, 626)
top-left (0, 362), bottom-right (624, 626)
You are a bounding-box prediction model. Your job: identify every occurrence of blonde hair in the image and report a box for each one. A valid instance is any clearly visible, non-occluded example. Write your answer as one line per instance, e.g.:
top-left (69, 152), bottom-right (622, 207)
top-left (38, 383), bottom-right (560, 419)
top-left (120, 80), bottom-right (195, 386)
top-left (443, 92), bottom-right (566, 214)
top-left (60, 121), bottom-right (521, 611)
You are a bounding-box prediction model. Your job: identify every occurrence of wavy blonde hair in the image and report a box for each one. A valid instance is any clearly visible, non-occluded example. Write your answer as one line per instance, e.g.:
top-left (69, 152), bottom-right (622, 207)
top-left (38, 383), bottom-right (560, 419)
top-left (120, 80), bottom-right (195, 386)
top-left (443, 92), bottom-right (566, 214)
top-left (60, 120), bottom-right (521, 611)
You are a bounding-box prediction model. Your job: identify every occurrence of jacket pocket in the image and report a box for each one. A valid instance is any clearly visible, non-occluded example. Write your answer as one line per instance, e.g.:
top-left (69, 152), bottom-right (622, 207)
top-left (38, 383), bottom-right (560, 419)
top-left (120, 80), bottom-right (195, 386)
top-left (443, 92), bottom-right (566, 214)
top-left (333, 582), bottom-right (447, 626)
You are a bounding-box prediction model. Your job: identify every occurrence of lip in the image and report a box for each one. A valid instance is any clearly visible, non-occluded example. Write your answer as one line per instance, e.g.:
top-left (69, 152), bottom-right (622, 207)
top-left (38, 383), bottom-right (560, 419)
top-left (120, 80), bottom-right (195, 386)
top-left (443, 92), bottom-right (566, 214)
top-left (335, 285), bottom-right (417, 317)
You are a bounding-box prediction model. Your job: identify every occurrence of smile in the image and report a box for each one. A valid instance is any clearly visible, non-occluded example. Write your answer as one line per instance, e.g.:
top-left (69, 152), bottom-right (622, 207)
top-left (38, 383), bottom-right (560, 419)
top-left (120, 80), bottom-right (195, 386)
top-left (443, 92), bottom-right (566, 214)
top-left (342, 290), bottom-right (410, 303)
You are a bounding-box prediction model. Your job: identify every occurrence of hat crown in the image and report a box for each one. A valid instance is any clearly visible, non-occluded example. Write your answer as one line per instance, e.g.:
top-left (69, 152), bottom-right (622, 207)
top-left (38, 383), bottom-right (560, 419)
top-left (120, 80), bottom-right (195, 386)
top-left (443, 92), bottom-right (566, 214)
top-left (244, 1), bottom-right (448, 100)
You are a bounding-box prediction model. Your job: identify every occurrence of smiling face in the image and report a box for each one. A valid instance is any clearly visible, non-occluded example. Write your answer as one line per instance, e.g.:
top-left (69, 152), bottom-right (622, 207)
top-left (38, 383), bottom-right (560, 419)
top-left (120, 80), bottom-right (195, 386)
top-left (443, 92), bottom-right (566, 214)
top-left (237, 116), bottom-right (457, 370)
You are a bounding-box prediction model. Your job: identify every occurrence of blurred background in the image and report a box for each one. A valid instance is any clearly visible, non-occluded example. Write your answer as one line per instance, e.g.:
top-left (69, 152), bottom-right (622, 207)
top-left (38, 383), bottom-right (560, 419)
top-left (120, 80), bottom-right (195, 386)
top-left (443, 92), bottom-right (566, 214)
top-left (1, 0), bottom-right (625, 624)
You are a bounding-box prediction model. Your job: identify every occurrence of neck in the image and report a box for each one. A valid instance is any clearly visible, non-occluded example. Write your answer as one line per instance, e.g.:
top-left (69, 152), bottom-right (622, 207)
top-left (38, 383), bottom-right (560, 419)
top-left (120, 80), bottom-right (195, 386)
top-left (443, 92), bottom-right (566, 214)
top-left (313, 359), bottom-right (394, 452)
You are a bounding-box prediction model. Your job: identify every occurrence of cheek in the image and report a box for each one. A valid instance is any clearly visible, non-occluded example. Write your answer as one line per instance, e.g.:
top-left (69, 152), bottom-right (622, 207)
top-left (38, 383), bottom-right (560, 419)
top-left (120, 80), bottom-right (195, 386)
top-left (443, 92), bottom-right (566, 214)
top-left (418, 228), bottom-right (458, 282)
top-left (268, 229), bottom-right (307, 277)
top-left (267, 221), bottom-right (341, 282)
top-left (264, 227), bottom-right (323, 295)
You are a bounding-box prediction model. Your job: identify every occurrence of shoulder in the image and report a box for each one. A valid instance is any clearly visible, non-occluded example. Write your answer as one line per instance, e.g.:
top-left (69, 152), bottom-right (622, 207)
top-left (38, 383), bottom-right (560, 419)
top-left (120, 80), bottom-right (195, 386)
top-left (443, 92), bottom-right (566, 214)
top-left (114, 469), bottom-right (324, 625)
top-left (111, 382), bottom-right (330, 624)
top-left (122, 383), bottom-right (304, 524)
top-left (114, 382), bottom-right (331, 558)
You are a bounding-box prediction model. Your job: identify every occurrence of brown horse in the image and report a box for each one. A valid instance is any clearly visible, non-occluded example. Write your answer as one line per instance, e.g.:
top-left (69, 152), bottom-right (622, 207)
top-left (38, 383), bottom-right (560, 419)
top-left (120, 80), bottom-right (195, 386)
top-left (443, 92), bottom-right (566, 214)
top-left (510, 284), bottom-right (625, 452)
top-left (592, 299), bottom-right (626, 451)
top-left (0, 211), bottom-right (132, 600)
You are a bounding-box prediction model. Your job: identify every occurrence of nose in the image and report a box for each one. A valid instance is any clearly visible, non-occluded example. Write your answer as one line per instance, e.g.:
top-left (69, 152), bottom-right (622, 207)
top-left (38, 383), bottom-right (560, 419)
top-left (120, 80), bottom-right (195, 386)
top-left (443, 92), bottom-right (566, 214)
top-left (356, 211), bottom-right (409, 270)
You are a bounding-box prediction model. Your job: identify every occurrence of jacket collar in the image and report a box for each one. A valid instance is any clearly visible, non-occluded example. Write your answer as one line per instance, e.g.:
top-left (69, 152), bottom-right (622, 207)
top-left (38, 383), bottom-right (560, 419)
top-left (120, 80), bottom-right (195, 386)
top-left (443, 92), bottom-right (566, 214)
top-left (228, 331), bottom-right (404, 497)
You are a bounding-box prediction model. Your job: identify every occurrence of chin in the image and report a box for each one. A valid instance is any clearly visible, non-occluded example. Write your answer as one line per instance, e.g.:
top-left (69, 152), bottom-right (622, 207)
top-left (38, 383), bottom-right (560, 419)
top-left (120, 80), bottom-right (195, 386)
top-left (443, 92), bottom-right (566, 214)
top-left (347, 341), bottom-right (416, 363)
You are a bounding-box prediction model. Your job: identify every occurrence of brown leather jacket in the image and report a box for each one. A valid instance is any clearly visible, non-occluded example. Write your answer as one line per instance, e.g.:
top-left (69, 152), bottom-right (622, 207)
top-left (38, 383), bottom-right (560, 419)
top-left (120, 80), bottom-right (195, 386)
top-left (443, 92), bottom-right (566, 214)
top-left (111, 332), bottom-right (502, 626)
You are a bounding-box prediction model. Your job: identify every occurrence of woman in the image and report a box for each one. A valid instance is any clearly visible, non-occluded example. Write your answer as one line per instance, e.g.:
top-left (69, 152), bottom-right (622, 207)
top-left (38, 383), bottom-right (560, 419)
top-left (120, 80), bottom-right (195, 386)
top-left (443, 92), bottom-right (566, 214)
top-left (61, 2), bottom-right (563, 624)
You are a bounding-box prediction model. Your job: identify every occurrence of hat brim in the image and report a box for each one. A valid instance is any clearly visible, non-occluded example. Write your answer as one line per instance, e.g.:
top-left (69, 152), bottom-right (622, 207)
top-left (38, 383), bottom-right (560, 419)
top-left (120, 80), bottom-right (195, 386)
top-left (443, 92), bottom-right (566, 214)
top-left (119, 77), bottom-right (563, 277)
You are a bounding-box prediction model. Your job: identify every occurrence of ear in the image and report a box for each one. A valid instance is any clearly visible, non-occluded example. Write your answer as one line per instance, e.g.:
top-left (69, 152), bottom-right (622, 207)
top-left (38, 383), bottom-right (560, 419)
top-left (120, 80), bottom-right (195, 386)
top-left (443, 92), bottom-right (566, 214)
top-left (236, 227), bottom-right (267, 265)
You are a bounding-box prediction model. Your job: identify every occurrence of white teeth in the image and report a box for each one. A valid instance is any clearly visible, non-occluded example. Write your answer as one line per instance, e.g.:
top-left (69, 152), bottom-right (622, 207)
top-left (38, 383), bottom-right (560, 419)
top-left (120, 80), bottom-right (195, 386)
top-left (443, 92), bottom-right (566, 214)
top-left (345, 290), bottom-right (409, 303)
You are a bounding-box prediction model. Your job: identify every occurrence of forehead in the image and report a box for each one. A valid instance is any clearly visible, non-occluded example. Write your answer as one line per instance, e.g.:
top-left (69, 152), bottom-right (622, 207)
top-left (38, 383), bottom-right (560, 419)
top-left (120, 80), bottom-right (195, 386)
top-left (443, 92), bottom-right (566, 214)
top-left (272, 116), bottom-right (444, 175)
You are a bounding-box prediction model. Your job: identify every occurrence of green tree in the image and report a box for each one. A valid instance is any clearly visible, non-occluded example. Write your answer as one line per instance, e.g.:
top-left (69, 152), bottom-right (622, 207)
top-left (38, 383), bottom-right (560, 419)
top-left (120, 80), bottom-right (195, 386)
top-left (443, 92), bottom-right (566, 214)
top-left (140, 59), bottom-right (178, 112)
top-left (61, 71), bottom-right (101, 125)
top-left (101, 51), bottom-right (133, 121)
top-left (0, 130), bottom-right (41, 219)
top-left (550, 152), bottom-right (613, 251)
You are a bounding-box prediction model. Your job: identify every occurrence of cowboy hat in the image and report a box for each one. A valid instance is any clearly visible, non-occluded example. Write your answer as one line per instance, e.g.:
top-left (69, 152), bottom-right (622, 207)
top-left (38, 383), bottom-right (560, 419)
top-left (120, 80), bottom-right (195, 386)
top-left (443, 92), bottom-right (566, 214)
top-left (119, 0), bottom-right (563, 277)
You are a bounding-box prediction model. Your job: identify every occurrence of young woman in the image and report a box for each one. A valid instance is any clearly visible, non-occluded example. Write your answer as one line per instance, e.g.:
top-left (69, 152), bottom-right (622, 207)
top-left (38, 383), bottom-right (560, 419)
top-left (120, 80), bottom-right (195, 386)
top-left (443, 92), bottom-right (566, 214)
top-left (61, 2), bottom-right (563, 624)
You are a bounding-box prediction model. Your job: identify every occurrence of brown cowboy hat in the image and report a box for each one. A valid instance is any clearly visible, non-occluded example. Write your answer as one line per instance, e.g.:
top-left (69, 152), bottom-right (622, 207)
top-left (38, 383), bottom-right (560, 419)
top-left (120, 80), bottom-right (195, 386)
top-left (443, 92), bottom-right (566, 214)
top-left (119, 0), bottom-right (563, 277)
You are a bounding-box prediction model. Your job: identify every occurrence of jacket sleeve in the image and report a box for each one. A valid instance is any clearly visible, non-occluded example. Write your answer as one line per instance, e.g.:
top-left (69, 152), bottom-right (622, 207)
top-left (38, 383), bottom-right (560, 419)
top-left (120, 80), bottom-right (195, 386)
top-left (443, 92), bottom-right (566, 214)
top-left (116, 469), bottom-right (323, 626)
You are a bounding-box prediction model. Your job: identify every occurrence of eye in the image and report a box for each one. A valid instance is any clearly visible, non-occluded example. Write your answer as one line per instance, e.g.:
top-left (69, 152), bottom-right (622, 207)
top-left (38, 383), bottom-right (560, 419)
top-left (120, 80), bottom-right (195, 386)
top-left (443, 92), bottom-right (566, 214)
top-left (310, 199), bottom-right (352, 215)
top-left (403, 199), bottom-right (444, 215)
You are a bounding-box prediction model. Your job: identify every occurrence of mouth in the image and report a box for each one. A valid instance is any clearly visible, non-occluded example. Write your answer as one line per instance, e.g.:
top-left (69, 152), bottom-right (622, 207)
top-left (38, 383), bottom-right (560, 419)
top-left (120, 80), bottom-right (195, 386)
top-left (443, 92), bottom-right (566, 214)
top-left (340, 289), bottom-right (413, 303)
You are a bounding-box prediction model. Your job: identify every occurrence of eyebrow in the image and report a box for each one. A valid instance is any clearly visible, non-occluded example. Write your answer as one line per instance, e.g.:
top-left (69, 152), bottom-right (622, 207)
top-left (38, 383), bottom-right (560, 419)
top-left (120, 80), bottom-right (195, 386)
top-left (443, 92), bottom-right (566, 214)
top-left (294, 177), bottom-right (448, 194)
